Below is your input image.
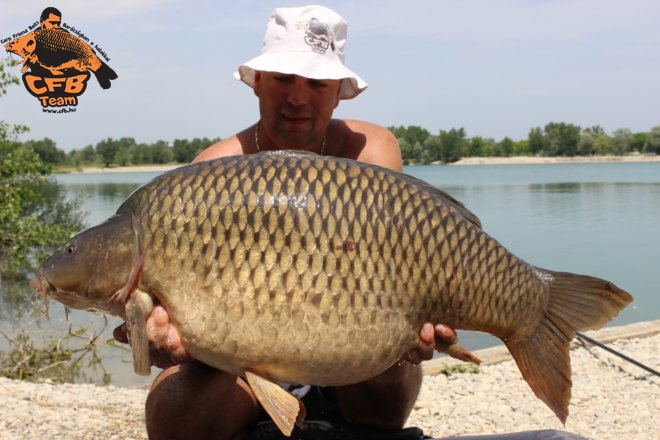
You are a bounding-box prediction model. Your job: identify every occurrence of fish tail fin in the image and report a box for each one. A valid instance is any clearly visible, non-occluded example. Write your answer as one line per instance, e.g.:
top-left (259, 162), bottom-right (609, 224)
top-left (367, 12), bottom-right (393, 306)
top-left (92, 62), bottom-right (118, 89)
top-left (505, 269), bottom-right (632, 423)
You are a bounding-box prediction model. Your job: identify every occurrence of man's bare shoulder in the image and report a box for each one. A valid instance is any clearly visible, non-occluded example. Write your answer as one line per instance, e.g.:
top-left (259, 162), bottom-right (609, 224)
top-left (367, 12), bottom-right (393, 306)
top-left (329, 119), bottom-right (402, 171)
top-left (192, 129), bottom-right (251, 163)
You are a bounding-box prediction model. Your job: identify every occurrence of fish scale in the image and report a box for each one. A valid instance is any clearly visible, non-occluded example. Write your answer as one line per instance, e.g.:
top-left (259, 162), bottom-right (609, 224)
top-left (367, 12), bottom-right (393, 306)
top-left (34, 150), bottom-right (632, 435)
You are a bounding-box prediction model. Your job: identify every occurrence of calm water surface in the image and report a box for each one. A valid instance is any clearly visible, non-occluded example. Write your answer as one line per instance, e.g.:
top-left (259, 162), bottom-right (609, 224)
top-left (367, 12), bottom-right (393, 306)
top-left (10, 162), bottom-right (660, 385)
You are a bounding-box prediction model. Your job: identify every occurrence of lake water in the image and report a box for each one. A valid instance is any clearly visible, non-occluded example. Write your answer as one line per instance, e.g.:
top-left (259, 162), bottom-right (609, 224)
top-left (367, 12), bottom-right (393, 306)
top-left (7, 161), bottom-right (660, 386)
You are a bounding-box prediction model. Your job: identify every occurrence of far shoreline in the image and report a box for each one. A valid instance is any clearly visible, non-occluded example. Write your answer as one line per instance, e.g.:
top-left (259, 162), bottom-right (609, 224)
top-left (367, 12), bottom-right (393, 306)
top-left (58, 154), bottom-right (660, 174)
top-left (451, 153), bottom-right (659, 166)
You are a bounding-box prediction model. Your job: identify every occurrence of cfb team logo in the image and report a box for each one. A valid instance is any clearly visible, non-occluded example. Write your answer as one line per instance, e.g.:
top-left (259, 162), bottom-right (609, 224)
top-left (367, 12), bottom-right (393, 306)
top-left (299, 18), bottom-right (336, 55)
top-left (3, 7), bottom-right (117, 111)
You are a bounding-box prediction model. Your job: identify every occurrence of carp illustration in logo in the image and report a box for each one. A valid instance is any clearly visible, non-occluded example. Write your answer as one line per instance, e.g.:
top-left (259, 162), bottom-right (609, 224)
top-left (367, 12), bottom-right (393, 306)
top-left (6, 28), bottom-right (117, 89)
top-left (4, 7), bottom-right (117, 110)
top-left (301, 18), bottom-right (335, 55)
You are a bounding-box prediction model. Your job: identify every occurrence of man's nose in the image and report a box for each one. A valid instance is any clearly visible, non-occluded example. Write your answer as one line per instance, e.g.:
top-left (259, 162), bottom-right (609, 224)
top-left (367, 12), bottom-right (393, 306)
top-left (286, 77), bottom-right (311, 105)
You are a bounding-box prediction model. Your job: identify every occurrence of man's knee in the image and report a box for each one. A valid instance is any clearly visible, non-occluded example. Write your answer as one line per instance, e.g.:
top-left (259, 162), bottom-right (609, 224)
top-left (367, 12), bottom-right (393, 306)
top-left (146, 362), bottom-right (259, 440)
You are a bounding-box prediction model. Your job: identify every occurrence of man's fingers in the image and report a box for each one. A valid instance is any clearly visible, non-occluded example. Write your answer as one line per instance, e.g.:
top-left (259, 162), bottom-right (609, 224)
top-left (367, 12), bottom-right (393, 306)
top-left (113, 323), bottom-right (129, 344)
top-left (434, 324), bottom-right (457, 345)
top-left (153, 305), bottom-right (170, 325)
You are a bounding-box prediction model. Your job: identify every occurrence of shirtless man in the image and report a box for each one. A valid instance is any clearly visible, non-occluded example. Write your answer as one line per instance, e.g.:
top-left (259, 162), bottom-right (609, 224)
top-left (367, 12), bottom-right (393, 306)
top-left (115, 6), bottom-right (457, 439)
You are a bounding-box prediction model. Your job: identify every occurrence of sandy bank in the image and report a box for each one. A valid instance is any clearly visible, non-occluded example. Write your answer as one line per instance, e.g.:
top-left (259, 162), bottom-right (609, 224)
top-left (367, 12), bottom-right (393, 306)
top-left (452, 154), bottom-right (660, 165)
top-left (59, 164), bottom-right (182, 174)
top-left (59, 154), bottom-right (660, 174)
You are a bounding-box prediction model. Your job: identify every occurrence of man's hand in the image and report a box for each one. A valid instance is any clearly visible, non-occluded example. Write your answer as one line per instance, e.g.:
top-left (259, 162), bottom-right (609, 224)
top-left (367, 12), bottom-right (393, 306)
top-left (113, 304), bottom-right (190, 369)
top-left (402, 323), bottom-right (458, 365)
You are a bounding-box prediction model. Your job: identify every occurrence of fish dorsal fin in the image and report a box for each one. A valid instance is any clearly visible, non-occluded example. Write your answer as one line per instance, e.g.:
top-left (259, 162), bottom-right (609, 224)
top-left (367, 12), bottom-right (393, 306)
top-left (259, 150), bottom-right (319, 159)
top-left (125, 289), bottom-right (154, 376)
top-left (244, 371), bottom-right (305, 436)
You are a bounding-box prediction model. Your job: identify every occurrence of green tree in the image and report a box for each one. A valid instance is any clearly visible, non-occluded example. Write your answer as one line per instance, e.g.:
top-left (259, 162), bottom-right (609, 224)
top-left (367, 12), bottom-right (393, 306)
top-left (96, 138), bottom-right (119, 167)
top-left (115, 146), bottom-right (131, 166)
top-left (149, 140), bottom-right (174, 164)
top-left (398, 138), bottom-right (413, 163)
top-left (68, 144), bottom-right (97, 165)
top-left (172, 137), bottom-right (216, 163)
top-left (593, 134), bottom-right (615, 155)
top-left (630, 132), bottom-right (647, 153)
top-left (512, 140), bottom-right (529, 156)
top-left (389, 125), bottom-right (431, 148)
top-left (411, 141), bottom-right (424, 163)
top-left (578, 132), bottom-right (596, 156)
top-left (435, 128), bottom-right (465, 163)
top-left (645, 126), bottom-right (660, 154)
top-left (584, 125), bottom-right (605, 135)
top-left (543, 122), bottom-right (581, 156)
top-left (464, 136), bottom-right (485, 157)
top-left (422, 135), bottom-right (442, 164)
top-left (494, 137), bottom-right (514, 157)
top-left (131, 143), bottom-right (151, 164)
top-left (611, 128), bottom-right (633, 155)
top-left (116, 137), bottom-right (137, 165)
top-left (0, 60), bottom-right (84, 278)
top-left (528, 127), bottom-right (545, 155)
top-left (24, 138), bottom-right (65, 164)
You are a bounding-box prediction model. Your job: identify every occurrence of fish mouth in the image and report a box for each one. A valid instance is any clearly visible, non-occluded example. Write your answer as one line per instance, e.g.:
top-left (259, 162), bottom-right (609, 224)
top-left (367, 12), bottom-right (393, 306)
top-left (31, 271), bottom-right (53, 297)
top-left (30, 271), bottom-right (127, 318)
top-left (30, 272), bottom-right (91, 312)
top-left (30, 272), bottom-right (54, 315)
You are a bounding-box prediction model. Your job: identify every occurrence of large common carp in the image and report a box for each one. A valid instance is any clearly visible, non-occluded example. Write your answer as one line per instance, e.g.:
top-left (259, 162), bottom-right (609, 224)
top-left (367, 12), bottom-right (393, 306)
top-left (33, 151), bottom-right (632, 435)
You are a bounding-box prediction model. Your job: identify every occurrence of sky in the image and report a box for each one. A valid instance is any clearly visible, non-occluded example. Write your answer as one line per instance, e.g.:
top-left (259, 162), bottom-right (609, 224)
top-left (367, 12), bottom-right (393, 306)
top-left (1, 0), bottom-right (659, 152)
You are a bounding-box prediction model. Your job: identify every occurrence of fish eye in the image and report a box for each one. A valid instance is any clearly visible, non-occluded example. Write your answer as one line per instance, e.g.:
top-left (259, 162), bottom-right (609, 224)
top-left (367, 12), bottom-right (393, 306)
top-left (64, 243), bottom-right (76, 254)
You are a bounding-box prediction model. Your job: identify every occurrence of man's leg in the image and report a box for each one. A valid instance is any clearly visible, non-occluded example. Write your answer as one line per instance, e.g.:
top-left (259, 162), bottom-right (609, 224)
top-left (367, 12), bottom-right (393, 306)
top-left (146, 362), bottom-right (260, 440)
top-left (335, 362), bottom-right (423, 430)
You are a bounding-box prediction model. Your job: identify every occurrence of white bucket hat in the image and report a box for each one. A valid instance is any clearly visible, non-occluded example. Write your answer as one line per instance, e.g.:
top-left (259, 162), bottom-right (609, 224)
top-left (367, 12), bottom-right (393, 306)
top-left (234, 5), bottom-right (367, 100)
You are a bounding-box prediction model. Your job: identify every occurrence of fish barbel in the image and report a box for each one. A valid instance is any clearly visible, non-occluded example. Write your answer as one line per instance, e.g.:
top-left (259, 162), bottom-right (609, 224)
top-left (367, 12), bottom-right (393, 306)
top-left (33, 151), bottom-right (632, 435)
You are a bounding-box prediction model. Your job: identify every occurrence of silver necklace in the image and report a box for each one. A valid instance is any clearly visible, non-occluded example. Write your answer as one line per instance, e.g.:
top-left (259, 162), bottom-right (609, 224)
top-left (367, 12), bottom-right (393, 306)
top-left (254, 121), bottom-right (326, 156)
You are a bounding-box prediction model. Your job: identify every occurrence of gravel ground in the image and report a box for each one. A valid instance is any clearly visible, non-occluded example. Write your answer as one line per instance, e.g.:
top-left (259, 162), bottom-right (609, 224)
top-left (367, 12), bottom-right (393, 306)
top-left (1, 333), bottom-right (657, 440)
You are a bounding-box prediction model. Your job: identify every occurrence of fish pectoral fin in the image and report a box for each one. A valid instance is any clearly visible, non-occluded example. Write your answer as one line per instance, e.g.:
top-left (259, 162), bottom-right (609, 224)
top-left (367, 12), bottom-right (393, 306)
top-left (436, 341), bottom-right (482, 365)
top-left (126, 290), bottom-right (154, 376)
top-left (244, 371), bottom-right (305, 437)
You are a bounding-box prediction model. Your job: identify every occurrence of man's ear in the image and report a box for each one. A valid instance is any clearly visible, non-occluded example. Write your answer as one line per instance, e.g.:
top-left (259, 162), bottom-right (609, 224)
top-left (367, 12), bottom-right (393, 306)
top-left (253, 71), bottom-right (261, 97)
top-left (333, 82), bottom-right (341, 109)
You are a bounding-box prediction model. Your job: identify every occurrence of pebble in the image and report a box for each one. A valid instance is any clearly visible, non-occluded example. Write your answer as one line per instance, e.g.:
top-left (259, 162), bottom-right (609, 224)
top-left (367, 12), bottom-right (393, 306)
top-left (0, 334), bottom-right (657, 439)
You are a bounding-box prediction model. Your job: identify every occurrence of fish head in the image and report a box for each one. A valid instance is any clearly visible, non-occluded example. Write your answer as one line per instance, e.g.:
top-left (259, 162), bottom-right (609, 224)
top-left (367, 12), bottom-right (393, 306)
top-left (5, 32), bottom-right (36, 59)
top-left (32, 214), bottom-right (136, 318)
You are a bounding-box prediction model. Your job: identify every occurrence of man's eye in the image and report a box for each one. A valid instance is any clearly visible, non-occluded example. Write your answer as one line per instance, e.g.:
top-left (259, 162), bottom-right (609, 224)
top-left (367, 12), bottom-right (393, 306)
top-left (309, 80), bottom-right (328, 88)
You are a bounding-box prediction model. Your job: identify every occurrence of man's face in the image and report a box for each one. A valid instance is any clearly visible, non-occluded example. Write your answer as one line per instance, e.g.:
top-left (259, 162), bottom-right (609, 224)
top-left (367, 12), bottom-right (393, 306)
top-left (41, 13), bottom-right (62, 29)
top-left (253, 72), bottom-right (341, 150)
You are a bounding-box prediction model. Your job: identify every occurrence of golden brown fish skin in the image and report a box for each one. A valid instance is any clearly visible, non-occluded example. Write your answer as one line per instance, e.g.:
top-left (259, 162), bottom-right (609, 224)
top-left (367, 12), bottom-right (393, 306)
top-left (38, 151), bottom-right (632, 424)
top-left (117, 152), bottom-right (586, 377)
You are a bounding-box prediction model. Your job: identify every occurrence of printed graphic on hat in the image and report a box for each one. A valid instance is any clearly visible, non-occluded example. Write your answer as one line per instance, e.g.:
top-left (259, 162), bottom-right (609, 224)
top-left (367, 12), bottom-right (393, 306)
top-left (3, 7), bottom-right (117, 112)
top-left (301, 18), bottom-right (335, 54)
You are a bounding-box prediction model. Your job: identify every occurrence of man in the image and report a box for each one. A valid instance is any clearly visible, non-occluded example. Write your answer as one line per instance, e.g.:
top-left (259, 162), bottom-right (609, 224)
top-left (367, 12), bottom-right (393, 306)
top-left (39, 7), bottom-right (63, 29)
top-left (115, 6), bottom-right (457, 439)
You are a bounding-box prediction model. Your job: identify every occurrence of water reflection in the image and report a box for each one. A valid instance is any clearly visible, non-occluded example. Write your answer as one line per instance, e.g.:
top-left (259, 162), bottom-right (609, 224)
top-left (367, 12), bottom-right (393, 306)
top-left (529, 182), bottom-right (581, 193)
